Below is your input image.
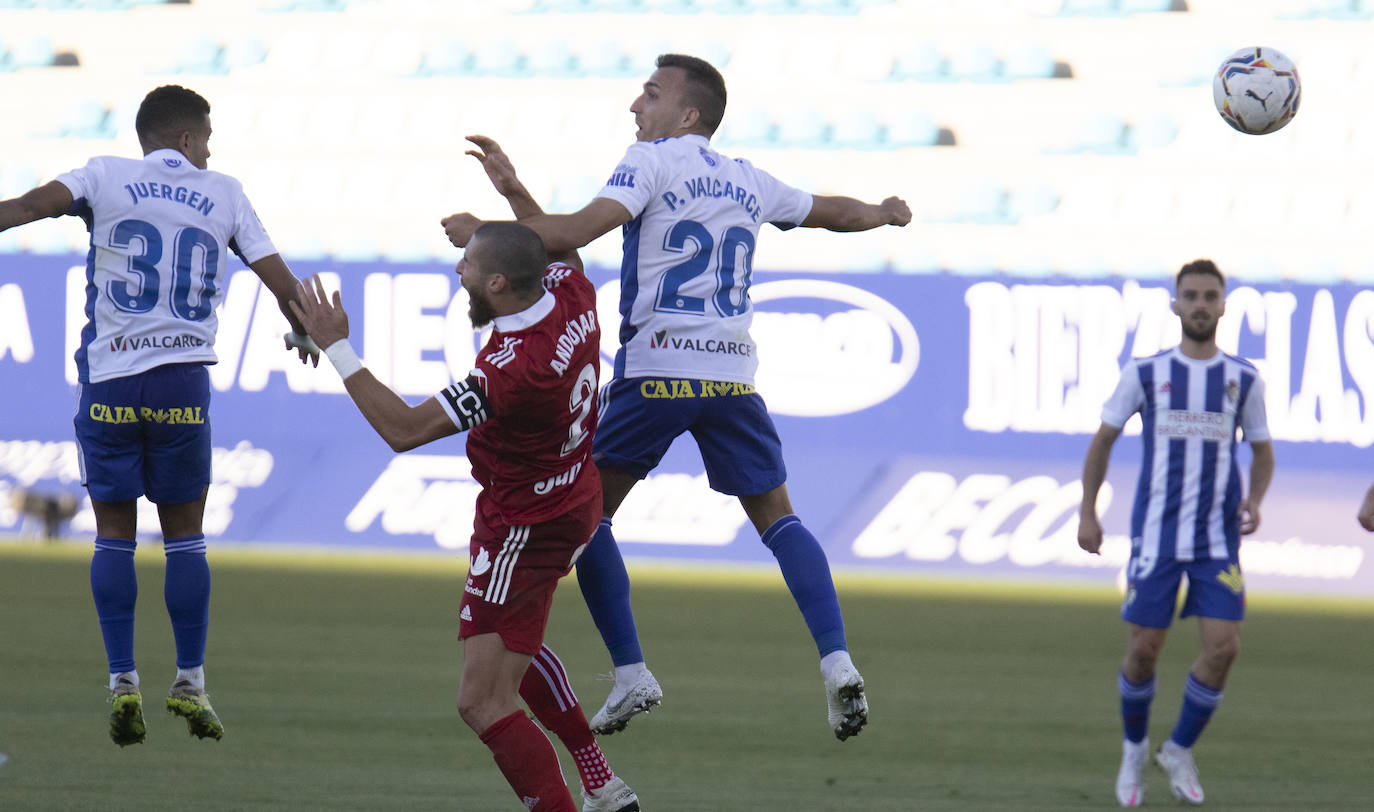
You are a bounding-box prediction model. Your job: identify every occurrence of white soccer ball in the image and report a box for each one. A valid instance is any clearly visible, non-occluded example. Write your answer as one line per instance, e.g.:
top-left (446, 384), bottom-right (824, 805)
top-left (1212, 46), bottom-right (1301, 135)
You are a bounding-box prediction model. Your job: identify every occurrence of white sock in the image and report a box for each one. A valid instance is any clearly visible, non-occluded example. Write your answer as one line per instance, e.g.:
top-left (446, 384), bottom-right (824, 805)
top-left (177, 665), bottom-right (205, 691)
top-left (1123, 737), bottom-right (1149, 757)
top-left (109, 669), bottom-right (140, 690)
top-left (613, 663), bottom-right (647, 688)
top-left (820, 650), bottom-right (854, 678)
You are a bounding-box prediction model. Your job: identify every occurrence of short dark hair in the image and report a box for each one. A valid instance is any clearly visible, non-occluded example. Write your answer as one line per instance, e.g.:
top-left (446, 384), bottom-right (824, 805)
top-left (1176, 258), bottom-right (1225, 292)
top-left (135, 85), bottom-right (210, 148)
top-left (656, 53), bottom-right (727, 136)
top-left (470, 221), bottom-right (547, 296)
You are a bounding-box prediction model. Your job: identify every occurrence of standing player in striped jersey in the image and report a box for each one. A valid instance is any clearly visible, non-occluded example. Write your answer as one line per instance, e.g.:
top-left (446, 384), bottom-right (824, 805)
top-left (1078, 260), bottom-right (1275, 807)
top-left (0, 85), bottom-right (320, 747)
top-left (292, 187), bottom-right (638, 809)
top-left (443, 53), bottom-right (909, 743)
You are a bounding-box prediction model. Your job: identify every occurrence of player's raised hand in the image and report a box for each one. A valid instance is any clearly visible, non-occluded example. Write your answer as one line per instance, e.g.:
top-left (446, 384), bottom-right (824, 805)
top-left (466, 135), bottom-right (523, 197)
top-left (442, 212), bottom-right (482, 247)
top-left (881, 196), bottom-right (912, 227)
top-left (1077, 511), bottom-right (1103, 555)
top-left (289, 274), bottom-right (349, 350)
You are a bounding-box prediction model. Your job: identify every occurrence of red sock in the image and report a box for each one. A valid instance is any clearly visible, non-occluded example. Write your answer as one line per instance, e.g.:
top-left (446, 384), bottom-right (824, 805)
top-left (521, 645), bottom-right (613, 792)
top-left (478, 710), bottom-right (576, 812)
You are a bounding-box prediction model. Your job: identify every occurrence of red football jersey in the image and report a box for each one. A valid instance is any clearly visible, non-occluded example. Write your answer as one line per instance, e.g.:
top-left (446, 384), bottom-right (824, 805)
top-left (462, 263), bottom-right (602, 526)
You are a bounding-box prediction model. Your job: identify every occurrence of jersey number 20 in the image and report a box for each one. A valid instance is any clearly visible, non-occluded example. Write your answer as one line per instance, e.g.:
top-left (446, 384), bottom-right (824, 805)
top-left (654, 219), bottom-right (756, 318)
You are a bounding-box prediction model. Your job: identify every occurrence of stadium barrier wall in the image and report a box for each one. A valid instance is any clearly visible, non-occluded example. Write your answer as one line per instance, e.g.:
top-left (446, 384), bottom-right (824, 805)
top-left (2, 255), bottom-right (1371, 598)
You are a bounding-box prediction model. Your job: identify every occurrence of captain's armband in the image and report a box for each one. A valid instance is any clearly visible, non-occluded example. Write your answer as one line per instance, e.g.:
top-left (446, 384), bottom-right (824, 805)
top-left (437, 375), bottom-right (493, 432)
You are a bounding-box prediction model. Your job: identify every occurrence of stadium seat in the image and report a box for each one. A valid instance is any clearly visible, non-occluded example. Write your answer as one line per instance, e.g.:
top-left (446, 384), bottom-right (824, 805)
top-left (527, 39), bottom-right (577, 76)
top-left (736, 0), bottom-right (795, 12)
top-left (885, 109), bottom-right (940, 147)
top-left (636, 0), bottom-right (697, 12)
top-left (418, 38), bottom-right (471, 76)
top-left (1119, 0), bottom-right (1179, 11)
top-left (1126, 115), bottom-right (1179, 150)
top-left (834, 38), bottom-right (893, 82)
top-left (105, 100), bottom-right (138, 141)
top-left (793, 0), bottom-right (858, 13)
top-left (1072, 113), bottom-right (1129, 154)
top-left (890, 42), bottom-right (944, 81)
top-left (221, 38), bottom-right (268, 73)
top-left (1001, 44), bottom-right (1057, 80)
top-left (58, 98), bottom-right (111, 139)
top-left (830, 110), bottom-right (885, 149)
top-left (169, 36), bottom-right (225, 74)
top-left (774, 109), bottom-right (830, 148)
top-left (945, 43), bottom-right (1003, 82)
top-left (1006, 183), bottom-right (1061, 221)
top-left (694, 0), bottom-right (743, 10)
top-left (953, 181), bottom-right (1009, 224)
top-left (716, 108), bottom-right (775, 148)
top-left (1057, 0), bottom-right (1125, 15)
top-left (6, 34), bottom-right (55, 69)
top-left (468, 39), bottom-right (526, 77)
top-left (576, 39), bottom-right (629, 76)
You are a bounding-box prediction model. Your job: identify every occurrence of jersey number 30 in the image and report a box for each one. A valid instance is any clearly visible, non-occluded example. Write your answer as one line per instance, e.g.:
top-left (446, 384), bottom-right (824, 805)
top-left (654, 219), bottom-right (756, 318)
top-left (106, 218), bottom-right (220, 322)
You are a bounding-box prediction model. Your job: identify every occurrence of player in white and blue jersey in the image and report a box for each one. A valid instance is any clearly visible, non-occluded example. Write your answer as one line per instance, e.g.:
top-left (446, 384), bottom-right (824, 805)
top-left (443, 54), bottom-right (910, 742)
top-left (0, 85), bottom-right (318, 747)
top-left (1078, 260), bottom-right (1275, 807)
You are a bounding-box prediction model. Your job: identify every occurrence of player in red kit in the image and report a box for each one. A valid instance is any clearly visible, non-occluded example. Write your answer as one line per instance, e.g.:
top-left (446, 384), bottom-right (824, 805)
top-left (292, 173), bottom-right (639, 810)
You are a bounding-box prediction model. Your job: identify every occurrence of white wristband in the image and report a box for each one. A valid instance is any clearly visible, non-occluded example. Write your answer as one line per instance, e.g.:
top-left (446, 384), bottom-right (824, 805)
top-left (324, 339), bottom-right (364, 380)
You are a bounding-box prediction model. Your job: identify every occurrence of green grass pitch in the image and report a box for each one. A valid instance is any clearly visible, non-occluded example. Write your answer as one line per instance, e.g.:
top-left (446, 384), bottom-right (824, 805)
top-left (1, 542), bottom-right (1371, 811)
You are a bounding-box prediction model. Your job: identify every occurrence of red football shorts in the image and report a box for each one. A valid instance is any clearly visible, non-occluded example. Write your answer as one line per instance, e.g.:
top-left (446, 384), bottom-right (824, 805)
top-left (457, 497), bottom-right (600, 655)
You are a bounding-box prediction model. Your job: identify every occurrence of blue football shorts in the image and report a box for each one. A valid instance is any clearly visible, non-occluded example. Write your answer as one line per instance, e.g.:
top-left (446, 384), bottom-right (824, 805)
top-left (593, 376), bottom-right (786, 497)
top-left (1120, 546), bottom-right (1246, 628)
top-left (74, 363), bottom-right (212, 505)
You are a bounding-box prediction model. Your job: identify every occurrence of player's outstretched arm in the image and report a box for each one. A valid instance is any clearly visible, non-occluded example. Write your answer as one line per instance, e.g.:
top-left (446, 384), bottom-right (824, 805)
top-left (1359, 483), bottom-right (1374, 532)
top-left (290, 275), bottom-right (457, 452)
top-left (1239, 440), bottom-right (1275, 535)
top-left (249, 253), bottom-right (320, 366)
top-left (801, 194), bottom-right (911, 232)
top-left (0, 181), bottom-right (73, 232)
top-left (442, 198), bottom-right (630, 256)
top-left (1077, 422), bottom-right (1122, 554)
top-left (464, 135), bottom-right (584, 272)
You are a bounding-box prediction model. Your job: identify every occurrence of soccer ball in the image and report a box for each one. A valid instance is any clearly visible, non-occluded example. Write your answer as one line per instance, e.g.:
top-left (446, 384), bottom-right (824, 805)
top-left (1212, 47), bottom-right (1301, 135)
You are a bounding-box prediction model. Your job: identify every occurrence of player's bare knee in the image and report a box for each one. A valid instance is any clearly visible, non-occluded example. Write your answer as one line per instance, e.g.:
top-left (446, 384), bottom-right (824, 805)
top-left (456, 694), bottom-right (487, 732)
top-left (1205, 635), bottom-right (1240, 669)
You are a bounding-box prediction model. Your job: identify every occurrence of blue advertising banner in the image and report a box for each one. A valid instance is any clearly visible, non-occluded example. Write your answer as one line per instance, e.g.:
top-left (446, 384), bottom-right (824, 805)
top-left (2, 254), bottom-right (1370, 597)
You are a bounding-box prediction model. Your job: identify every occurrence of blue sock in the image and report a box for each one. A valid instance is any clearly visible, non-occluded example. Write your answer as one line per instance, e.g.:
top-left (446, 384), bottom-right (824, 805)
top-left (163, 535), bottom-right (210, 670)
top-left (1170, 673), bottom-right (1224, 748)
top-left (1118, 672), bottom-right (1155, 743)
top-left (761, 515), bottom-right (847, 657)
top-left (90, 537), bottom-right (138, 674)
top-left (575, 519), bottom-right (644, 667)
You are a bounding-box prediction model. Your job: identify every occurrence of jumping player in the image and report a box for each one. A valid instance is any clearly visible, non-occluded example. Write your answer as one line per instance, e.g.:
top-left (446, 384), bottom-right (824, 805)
top-left (292, 210), bottom-right (638, 811)
top-left (1078, 260), bottom-right (1275, 807)
top-left (443, 53), bottom-right (910, 741)
top-left (0, 85), bottom-right (319, 746)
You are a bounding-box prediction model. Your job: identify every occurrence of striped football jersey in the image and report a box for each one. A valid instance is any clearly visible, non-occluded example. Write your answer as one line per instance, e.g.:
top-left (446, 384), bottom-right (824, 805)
top-left (1102, 347), bottom-right (1270, 561)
